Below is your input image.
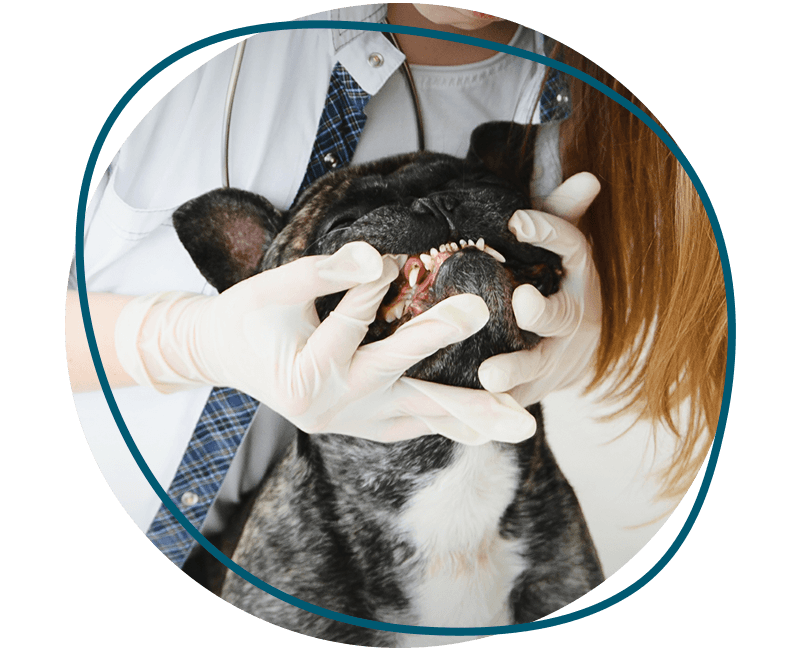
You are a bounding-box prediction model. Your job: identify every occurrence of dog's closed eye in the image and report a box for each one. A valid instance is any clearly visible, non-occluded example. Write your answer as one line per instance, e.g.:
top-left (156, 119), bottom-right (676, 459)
top-left (319, 213), bottom-right (359, 237)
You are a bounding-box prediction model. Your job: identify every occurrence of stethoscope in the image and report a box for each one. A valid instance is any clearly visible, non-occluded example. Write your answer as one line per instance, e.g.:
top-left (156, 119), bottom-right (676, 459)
top-left (221, 40), bottom-right (248, 189)
top-left (221, 31), bottom-right (426, 189)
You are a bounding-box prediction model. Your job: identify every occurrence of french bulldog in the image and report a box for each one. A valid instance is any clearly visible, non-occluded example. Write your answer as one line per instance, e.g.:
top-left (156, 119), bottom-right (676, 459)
top-left (173, 122), bottom-right (603, 645)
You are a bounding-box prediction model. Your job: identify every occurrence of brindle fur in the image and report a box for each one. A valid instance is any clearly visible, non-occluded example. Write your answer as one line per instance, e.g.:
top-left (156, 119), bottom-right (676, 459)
top-left (173, 123), bottom-right (603, 645)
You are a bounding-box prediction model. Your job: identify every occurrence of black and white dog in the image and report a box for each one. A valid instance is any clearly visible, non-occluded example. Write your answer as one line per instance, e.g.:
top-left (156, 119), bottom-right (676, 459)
top-left (173, 122), bottom-right (603, 645)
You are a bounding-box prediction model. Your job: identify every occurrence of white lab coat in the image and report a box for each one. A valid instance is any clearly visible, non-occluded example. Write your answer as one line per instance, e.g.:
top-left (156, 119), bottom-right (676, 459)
top-left (74, 13), bottom-right (408, 533)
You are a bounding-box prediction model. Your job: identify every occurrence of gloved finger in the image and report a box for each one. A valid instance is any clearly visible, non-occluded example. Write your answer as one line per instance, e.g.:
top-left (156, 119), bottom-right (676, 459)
top-left (316, 380), bottom-right (490, 441)
top-left (477, 344), bottom-right (553, 395)
top-left (325, 414), bottom-right (491, 445)
top-left (354, 378), bottom-right (493, 420)
top-left (399, 378), bottom-right (537, 444)
top-left (417, 415), bottom-right (535, 445)
top-left (512, 284), bottom-right (580, 337)
top-left (336, 375), bottom-right (535, 441)
top-left (330, 416), bottom-right (433, 443)
top-left (508, 210), bottom-right (589, 269)
top-left (414, 416), bottom-right (484, 445)
top-left (326, 378), bottom-right (537, 444)
top-left (247, 241), bottom-right (386, 305)
top-left (297, 256), bottom-right (400, 377)
top-left (540, 172), bottom-right (601, 225)
top-left (352, 293), bottom-right (490, 378)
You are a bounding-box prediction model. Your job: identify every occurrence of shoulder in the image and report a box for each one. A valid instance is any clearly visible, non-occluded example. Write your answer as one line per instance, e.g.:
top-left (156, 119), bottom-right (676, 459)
top-left (301, 3), bottom-right (387, 24)
top-left (113, 28), bottom-right (338, 189)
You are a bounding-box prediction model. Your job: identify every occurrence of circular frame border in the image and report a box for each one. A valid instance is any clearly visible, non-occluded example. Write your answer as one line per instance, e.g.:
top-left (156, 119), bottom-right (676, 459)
top-left (74, 20), bottom-right (736, 637)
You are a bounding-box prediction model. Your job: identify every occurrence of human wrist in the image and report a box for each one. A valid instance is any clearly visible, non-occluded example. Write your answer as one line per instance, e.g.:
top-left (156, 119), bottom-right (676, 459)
top-left (115, 290), bottom-right (215, 392)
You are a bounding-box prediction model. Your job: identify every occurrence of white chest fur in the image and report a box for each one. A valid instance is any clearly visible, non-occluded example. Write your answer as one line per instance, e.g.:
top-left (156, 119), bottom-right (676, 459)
top-left (395, 444), bottom-right (526, 643)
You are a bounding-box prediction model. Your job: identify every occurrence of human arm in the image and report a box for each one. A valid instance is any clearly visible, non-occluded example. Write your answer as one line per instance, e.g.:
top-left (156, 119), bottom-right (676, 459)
top-left (76, 242), bottom-right (537, 445)
top-left (66, 290), bottom-right (137, 392)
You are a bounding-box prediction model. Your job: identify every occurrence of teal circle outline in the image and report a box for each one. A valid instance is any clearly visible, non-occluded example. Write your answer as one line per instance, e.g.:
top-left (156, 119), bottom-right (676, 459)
top-left (74, 20), bottom-right (735, 637)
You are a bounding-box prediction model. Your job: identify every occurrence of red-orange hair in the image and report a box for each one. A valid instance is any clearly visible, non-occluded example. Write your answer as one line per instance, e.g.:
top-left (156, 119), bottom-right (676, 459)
top-left (558, 47), bottom-right (728, 498)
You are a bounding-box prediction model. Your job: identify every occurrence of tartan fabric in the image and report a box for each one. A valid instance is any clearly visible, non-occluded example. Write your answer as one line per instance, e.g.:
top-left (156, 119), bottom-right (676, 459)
top-left (146, 388), bottom-right (259, 564)
top-left (539, 68), bottom-right (572, 124)
top-left (296, 62), bottom-right (371, 201)
top-left (539, 34), bottom-right (572, 124)
top-left (146, 63), bottom-right (371, 567)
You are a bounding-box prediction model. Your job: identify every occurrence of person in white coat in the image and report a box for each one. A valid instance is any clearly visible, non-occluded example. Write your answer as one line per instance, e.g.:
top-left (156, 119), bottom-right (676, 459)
top-left (67, 3), bottom-right (726, 579)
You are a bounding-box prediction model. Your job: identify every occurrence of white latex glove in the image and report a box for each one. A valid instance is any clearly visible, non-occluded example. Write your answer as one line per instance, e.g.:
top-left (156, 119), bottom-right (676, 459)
top-left (478, 173), bottom-right (602, 406)
top-left (116, 242), bottom-right (538, 445)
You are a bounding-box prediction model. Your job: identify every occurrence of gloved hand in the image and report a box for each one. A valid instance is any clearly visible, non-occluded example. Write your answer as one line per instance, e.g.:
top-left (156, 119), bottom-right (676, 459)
top-left (478, 173), bottom-right (602, 406)
top-left (116, 242), bottom-right (538, 445)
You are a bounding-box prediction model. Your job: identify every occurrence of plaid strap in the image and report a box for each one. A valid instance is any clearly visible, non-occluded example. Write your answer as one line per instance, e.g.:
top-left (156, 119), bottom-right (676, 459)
top-left (538, 35), bottom-right (572, 124)
top-left (146, 62), bottom-right (371, 566)
top-left (539, 68), bottom-right (572, 123)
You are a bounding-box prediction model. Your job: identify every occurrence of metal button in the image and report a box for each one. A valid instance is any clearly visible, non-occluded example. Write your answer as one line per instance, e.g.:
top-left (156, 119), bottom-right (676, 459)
top-left (181, 491), bottom-right (199, 507)
top-left (323, 152), bottom-right (339, 169)
top-left (367, 52), bottom-right (384, 68)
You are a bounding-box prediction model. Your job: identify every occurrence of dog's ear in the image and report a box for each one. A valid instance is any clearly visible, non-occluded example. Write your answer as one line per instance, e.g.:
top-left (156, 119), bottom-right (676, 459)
top-left (467, 121), bottom-right (538, 202)
top-left (172, 188), bottom-right (288, 292)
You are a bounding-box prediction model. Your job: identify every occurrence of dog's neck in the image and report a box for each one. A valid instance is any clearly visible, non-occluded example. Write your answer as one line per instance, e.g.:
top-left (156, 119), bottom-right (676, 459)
top-left (298, 407), bottom-right (546, 514)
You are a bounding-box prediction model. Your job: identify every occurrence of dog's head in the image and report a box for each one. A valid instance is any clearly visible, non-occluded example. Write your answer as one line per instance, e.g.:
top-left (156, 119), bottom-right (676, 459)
top-left (173, 122), bottom-right (562, 389)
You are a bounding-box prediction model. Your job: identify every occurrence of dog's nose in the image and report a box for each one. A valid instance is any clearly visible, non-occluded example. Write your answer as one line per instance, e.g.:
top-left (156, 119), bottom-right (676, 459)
top-left (410, 194), bottom-right (460, 239)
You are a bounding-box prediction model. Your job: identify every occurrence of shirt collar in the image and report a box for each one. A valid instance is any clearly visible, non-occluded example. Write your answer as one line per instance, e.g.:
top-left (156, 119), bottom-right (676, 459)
top-left (311, 5), bottom-right (555, 122)
top-left (327, 4), bottom-right (388, 51)
top-left (324, 4), bottom-right (405, 96)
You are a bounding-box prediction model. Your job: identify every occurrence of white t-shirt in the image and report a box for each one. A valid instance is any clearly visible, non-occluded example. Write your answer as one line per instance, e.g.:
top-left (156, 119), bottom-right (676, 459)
top-left (353, 26), bottom-right (540, 161)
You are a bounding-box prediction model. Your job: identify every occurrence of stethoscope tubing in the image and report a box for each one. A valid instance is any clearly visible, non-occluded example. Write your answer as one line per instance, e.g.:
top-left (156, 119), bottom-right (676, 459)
top-left (222, 39), bottom-right (248, 188)
top-left (220, 31), bottom-right (426, 188)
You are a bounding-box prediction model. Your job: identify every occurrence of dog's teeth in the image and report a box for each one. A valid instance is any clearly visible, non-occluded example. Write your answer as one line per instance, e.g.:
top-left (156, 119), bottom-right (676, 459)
top-left (430, 248), bottom-right (439, 257)
top-left (483, 244), bottom-right (506, 263)
top-left (385, 303), bottom-right (401, 322)
top-left (420, 253), bottom-right (433, 270)
top-left (459, 239), bottom-right (467, 248)
top-left (408, 265), bottom-right (420, 288)
top-left (476, 238), bottom-right (485, 251)
top-left (468, 239), bottom-right (476, 247)
top-left (386, 302), bottom-right (404, 322)
top-left (439, 244), bottom-right (447, 253)
top-left (449, 242), bottom-right (459, 252)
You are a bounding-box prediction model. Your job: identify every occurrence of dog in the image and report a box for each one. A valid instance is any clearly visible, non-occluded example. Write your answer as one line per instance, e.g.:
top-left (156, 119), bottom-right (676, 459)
top-left (173, 122), bottom-right (603, 645)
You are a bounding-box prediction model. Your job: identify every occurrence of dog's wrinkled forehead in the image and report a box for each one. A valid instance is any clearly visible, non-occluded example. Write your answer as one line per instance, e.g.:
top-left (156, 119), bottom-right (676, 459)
top-left (262, 140), bottom-right (536, 272)
top-left (264, 157), bottom-right (518, 266)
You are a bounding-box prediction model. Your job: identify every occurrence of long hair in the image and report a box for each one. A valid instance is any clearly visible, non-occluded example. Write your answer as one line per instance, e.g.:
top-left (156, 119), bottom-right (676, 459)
top-left (557, 48), bottom-right (728, 498)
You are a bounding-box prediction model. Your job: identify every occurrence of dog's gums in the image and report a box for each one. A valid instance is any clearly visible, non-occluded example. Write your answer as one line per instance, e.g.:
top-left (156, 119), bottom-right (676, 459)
top-left (379, 238), bottom-right (506, 324)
